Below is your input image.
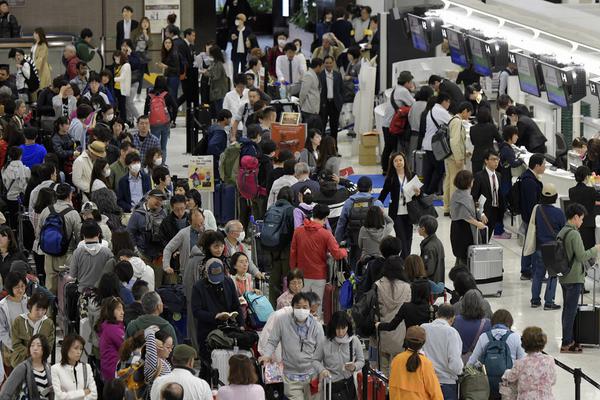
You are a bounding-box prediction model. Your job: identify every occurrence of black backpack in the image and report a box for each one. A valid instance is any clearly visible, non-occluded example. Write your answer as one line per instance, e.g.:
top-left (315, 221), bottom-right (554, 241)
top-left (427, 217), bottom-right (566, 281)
top-left (539, 209), bottom-right (576, 277)
top-left (508, 177), bottom-right (522, 215)
top-left (347, 197), bottom-right (373, 245)
top-left (351, 284), bottom-right (379, 337)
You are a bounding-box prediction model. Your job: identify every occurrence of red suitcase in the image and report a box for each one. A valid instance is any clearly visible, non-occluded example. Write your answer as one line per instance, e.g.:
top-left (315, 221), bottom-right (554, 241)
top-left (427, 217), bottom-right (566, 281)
top-left (357, 371), bottom-right (387, 400)
top-left (322, 282), bottom-right (336, 325)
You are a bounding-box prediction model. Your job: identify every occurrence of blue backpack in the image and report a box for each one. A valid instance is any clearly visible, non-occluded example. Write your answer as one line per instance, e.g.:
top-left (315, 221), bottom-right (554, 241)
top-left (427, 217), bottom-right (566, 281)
top-left (244, 291), bottom-right (274, 329)
top-left (39, 206), bottom-right (73, 257)
top-left (260, 201), bottom-right (293, 248)
top-left (339, 274), bottom-right (354, 310)
top-left (480, 331), bottom-right (513, 395)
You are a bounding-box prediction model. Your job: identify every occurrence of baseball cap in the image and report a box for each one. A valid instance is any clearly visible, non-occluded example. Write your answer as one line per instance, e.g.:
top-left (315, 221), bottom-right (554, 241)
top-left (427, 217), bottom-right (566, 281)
top-left (540, 183), bottom-right (557, 204)
top-left (405, 325), bottom-right (426, 344)
top-left (206, 258), bottom-right (225, 284)
top-left (172, 344), bottom-right (197, 363)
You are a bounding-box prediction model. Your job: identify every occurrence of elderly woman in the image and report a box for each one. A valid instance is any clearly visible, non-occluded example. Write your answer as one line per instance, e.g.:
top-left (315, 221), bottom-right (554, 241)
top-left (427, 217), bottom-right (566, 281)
top-left (452, 289), bottom-right (492, 364)
top-left (312, 33), bottom-right (345, 70)
top-left (162, 208), bottom-right (206, 281)
top-left (222, 220), bottom-right (264, 279)
top-left (450, 170), bottom-right (487, 267)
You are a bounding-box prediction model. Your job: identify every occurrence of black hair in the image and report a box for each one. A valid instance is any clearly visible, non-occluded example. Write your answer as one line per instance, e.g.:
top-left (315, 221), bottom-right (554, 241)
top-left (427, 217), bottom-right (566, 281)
top-left (33, 187), bottom-right (56, 214)
top-left (484, 150), bottom-right (499, 160)
top-left (200, 230), bottom-right (226, 257)
top-left (313, 203), bottom-right (330, 219)
top-left (277, 186), bottom-right (295, 203)
top-left (405, 339), bottom-right (424, 372)
top-left (122, 5), bottom-right (133, 13)
top-left (186, 188), bottom-right (203, 208)
top-left (233, 74), bottom-right (246, 86)
top-left (566, 202), bottom-right (587, 220)
top-left (380, 236), bottom-right (401, 258)
top-left (170, 194), bottom-right (186, 206)
top-left (436, 93), bottom-right (451, 104)
top-left (0, 226), bottom-right (18, 256)
top-left (217, 109), bottom-right (232, 122)
top-left (6, 146), bottom-right (21, 162)
top-left (574, 165), bottom-right (591, 183)
top-left (310, 58), bottom-right (324, 69)
top-left (28, 334), bottom-right (51, 362)
top-left (363, 205), bottom-right (384, 229)
top-left (382, 255), bottom-right (407, 281)
top-left (151, 165), bottom-right (170, 186)
top-left (283, 159), bottom-right (297, 175)
top-left (476, 107), bottom-right (492, 124)
top-left (248, 57), bottom-right (260, 69)
top-left (246, 124), bottom-right (262, 140)
top-left (457, 101), bottom-right (474, 114)
top-left (125, 152), bottom-right (141, 165)
top-left (497, 94), bottom-right (513, 109)
top-left (414, 86), bottom-right (434, 102)
top-left (326, 311), bottom-right (354, 340)
top-left (410, 279), bottom-right (431, 304)
top-left (291, 292), bottom-right (311, 306)
top-left (131, 280), bottom-right (149, 301)
top-left (502, 125), bottom-right (519, 142)
top-left (80, 28), bottom-right (93, 39)
top-left (80, 220), bottom-right (101, 239)
top-left (261, 139), bottom-right (277, 155)
top-left (283, 43), bottom-right (297, 53)
top-left (103, 379), bottom-right (126, 399)
top-left (4, 271), bottom-right (25, 296)
top-left (114, 260), bottom-right (134, 283)
top-left (27, 291), bottom-right (50, 311)
top-left (528, 153), bottom-right (545, 169)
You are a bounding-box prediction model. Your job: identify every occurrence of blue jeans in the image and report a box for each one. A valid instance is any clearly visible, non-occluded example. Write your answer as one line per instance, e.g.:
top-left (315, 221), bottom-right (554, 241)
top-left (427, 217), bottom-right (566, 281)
top-left (441, 383), bottom-right (458, 400)
top-left (151, 124), bottom-right (170, 163)
top-left (166, 76), bottom-right (180, 110)
top-left (531, 250), bottom-right (557, 305)
top-left (561, 282), bottom-right (583, 346)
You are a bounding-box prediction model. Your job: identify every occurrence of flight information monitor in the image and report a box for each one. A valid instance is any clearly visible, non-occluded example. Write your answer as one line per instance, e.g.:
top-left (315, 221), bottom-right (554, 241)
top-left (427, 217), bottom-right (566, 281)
top-left (539, 62), bottom-right (569, 108)
top-left (511, 52), bottom-right (542, 97)
top-left (408, 14), bottom-right (429, 52)
top-left (468, 36), bottom-right (493, 76)
top-left (443, 27), bottom-right (469, 68)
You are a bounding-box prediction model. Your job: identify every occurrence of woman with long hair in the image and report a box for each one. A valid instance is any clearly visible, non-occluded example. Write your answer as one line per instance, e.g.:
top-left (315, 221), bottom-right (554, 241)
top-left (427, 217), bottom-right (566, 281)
top-left (298, 128), bottom-right (321, 175)
top-left (131, 17), bottom-right (152, 98)
top-left (378, 152), bottom-right (420, 258)
top-left (97, 296), bottom-right (125, 382)
top-left (31, 27), bottom-right (51, 89)
top-left (112, 50), bottom-right (131, 123)
top-left (159, 38), bottom-right (180, 115)
top-left (218, 354), bottom-right (265, 399)
top-left (207, 45), bottom-right (229, 115)
top-left (316, 135), bottom-right (341, 177)
top-left (90, 159), bottom-right (122, 223)
top-left (389, 326), bottom-right (443, 399)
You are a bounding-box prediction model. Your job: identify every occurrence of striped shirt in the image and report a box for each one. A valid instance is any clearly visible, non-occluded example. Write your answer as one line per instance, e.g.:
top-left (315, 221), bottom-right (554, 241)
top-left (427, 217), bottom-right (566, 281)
top-left (33, 367), bottom-right (49, 399)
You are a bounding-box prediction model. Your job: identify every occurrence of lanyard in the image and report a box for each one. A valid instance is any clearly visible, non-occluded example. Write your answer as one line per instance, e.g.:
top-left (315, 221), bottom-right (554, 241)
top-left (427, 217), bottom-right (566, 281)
top-left (398, 175), bottom-right (407, 205)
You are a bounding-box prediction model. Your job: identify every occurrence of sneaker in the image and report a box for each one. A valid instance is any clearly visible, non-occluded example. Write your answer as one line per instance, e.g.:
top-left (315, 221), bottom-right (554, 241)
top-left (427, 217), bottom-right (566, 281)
top-left (520, 274), bottom-right (532, 281)
top-left (493, 232), bottom-right (512, 239)
top-left (544, 303), bottom-right (561, 310)
top-left (531, 302), bottom-right (541, 308)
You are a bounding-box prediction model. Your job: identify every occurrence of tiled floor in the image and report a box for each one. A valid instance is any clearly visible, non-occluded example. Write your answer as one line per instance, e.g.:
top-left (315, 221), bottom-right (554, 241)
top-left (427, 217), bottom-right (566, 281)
top-left (161, 105), bottom-right (600, 398)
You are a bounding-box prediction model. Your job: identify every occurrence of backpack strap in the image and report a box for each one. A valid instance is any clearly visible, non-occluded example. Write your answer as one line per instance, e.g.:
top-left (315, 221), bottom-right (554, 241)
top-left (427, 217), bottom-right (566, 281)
top-left (349, 339), bottom-right (353, 363)
top-left (429, 110), bottom-right (439, 129)
top-left (468, 319), bottom-right (486, 354)
top-left (83, 362), bottom-right (87, 389)
top-left (537, 206), bottom-right (558, 236)
top-left (390, 88), bottom-right (399, 111)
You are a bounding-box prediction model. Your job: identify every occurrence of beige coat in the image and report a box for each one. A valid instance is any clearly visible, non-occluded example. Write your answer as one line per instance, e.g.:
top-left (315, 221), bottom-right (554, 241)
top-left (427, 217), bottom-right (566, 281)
top-left (448, 116), bottom-right (466, 162)
top-left (372, 277), bottom-right (411, 356)
top-left (32, 43), bottom-right (51, 89)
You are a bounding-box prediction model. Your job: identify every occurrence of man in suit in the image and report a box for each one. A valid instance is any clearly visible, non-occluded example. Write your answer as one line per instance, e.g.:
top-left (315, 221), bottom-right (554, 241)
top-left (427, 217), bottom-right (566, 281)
top-left (299, 58), bottom-right (324, 131)
top-left (319, 55), bottom-right (343, 141)
top-left (116, 5), bottom-right (139, 49)
top-left (176, 28), bottom-right (199, 111)
top-left (471, 150), bottom-right (503, 241)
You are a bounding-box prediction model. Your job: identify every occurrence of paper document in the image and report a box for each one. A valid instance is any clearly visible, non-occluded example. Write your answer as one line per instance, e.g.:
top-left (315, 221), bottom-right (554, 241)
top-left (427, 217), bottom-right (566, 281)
top-left (404, 175), bottom-right (424, 196)
top-left (478, 194), bottom-right (487, 214)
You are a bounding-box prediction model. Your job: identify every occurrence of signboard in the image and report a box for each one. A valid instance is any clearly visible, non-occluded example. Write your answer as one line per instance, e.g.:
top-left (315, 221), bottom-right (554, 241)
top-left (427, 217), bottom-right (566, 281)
top-left (271, 123), bottom-right (306, 156)
top-left (145, 0), bottom-right (181, 34)
top-left (280, 112), bottom-right (300, 125)
top-left (188, 155), bottom-right (214, 192)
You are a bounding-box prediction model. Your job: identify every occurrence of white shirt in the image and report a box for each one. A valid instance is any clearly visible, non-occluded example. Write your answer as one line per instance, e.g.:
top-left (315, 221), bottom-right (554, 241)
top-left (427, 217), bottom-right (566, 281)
top-left (485, 167), bottom-right (499, 207)
top-left (236, 27), bottom-right (246, 54)
top-left (325, 70), bottom-right (334, 99)
top-left (51, 362), bottom-right (98, 400)
top-left (150, 368), bottom-right (212, 400)
top-left (423, 103), bottom-right (452, 151)
top-left (275, 54), bottom-right (306, 83)
top-left (223, 88), bottom-right (249, 116)
top-left (123, 19), bottom-right (132, 39)
top-left (353, 18), bottom-right (371, 42)
top-left (422, 319), bottom-right (464, 384)
top-left (383, 85), bottom-right (415, 128)
top-left (395, 174), bottom-right (417, 215)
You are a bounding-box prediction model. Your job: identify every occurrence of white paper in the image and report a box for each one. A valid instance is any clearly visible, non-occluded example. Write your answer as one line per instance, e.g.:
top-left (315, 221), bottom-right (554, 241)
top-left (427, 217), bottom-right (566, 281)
top-left (478, 194), bottom-right (487, 214)
top-left (404, 175), bottom-right (424, 197)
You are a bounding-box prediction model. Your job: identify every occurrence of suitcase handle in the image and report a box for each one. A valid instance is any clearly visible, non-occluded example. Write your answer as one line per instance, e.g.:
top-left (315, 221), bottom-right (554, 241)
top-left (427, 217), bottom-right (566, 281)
top-left (475, 226), bottom-right (489, 245)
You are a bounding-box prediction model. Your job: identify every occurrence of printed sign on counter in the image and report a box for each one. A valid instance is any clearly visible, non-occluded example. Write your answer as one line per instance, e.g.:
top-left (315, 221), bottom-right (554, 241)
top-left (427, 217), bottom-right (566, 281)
top-left (188, 155), bottom-right (214, 192)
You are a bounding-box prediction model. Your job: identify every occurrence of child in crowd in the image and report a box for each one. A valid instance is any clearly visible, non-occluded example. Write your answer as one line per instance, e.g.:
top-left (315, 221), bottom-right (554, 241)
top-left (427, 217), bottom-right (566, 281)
top-left (276, 268), bottom-right (304, 310)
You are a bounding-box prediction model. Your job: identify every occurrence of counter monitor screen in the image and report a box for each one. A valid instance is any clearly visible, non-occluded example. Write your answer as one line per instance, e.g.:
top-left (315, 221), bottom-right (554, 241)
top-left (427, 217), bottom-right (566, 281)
top-left (444, 27), bottom-right (468, 68)
top-left (468, 36), bottom-right (493, 76)
top-left (513, 52), bottom-right (542, 97)
top-left (540, 62), bottom-right (568, 108)
top-left (590, 78), bottom-right (600, 99)
top-left (408, 14), bottom-right (429, 52)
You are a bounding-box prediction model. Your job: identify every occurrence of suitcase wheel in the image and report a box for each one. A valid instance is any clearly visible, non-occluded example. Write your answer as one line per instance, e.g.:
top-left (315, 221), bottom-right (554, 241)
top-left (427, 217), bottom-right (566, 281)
top-left (496, 291), bottom-right (502, 297)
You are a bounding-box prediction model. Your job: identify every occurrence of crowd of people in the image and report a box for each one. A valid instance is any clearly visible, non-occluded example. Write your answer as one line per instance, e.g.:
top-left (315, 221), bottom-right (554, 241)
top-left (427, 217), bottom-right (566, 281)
top-left (0, 1), bottom-right (593, 400)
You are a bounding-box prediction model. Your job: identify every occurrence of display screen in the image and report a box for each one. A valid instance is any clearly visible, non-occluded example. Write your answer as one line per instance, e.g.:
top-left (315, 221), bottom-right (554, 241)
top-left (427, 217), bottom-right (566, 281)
top-left (514, 53), bottom-right (542, 97)
top-left (445, 28), bottom-right (468, 68)
top-left (590, 79), bottom-right (600, 98)
top-left (540, 63), bottom-right (568, 108)
top-left (468, 37), bottom-right (493, 76)
top-left (408, 14), bottom-right (429, 52)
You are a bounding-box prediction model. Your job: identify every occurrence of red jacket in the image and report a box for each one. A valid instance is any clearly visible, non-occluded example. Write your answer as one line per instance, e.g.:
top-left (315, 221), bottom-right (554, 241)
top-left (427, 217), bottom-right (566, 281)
top-left (290, 219), bottom-right (347, 280)
top-left (66, 56), bottom-right (81, 80)
top-left (267, 46), bottom-right (284, 78)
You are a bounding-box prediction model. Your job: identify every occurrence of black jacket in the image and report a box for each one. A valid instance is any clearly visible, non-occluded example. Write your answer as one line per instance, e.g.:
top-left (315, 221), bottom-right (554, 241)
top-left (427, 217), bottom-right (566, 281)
top-left (0, 251), bottom-right (27, 283)
top-left (174, 37), bottom-right (198, 82)
top-left (420, 234), bottom-right (445, 284)
top-left (0, 12), bottom-right (19, 38)
top-left (471, 169), bottom-right (503, 217)
top-left (498, 141), bottom-right (524, 186)
top-left (36, 88), bottom-right (57, 116)
top-left (318, 69), bottom-right (344, 111)
top-left (569, 183), bottom-right (600, 228)
top-left (378, 172), bottom-right (415, 217)
top-left (159, 211), bottom-right (190, 247)
top-left (515, 115), bottom-right (547, 153)
top-left (470, 122), bottom-right (502, 163)
top-left (331, 19), bottom-right (354, 48)
top-left (116, 19), bottom-right (139, 49)
top-left (229, 26), bottom-right (253, 56)
top-left (439, 79), bottom-right (464, 114)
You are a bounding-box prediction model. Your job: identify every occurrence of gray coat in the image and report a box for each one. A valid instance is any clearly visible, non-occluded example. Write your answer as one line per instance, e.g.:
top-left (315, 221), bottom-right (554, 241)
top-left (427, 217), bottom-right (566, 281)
top-left (0, 358), bottom-right (53, 400)
top-left (162, 226), bottom-right (198, 272)
top-left (420, 233), bottom-right (446, 284)
top-left (299, 69), bottom-right (321, 114)
top-left (312, 335), bottom-right (365, 383)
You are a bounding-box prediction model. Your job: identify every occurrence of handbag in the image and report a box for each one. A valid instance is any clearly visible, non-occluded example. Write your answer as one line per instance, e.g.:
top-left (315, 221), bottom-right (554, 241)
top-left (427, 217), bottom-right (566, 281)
top-left (407, 193), bottom-right (438, 225)
top-left (459, 365), bottom-right (490, 400)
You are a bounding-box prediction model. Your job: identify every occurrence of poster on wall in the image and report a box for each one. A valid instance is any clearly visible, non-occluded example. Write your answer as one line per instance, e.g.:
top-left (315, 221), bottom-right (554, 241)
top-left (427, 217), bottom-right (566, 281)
top-left (145, 0), bottom-right (180, 34)
top-left (271, 123), bottom-right (306, 156)
top-left (188, 156), bottom-right (214, 192)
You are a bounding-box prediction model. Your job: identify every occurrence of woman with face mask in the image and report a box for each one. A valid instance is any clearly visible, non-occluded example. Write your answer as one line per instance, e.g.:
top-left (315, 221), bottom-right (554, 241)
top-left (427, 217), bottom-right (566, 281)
top-left (313, 311), bottom-right (365, 399)
top-left (230, 13), bottom-right (253, 77)
top-left (90, 158), bottom-right (123, 226)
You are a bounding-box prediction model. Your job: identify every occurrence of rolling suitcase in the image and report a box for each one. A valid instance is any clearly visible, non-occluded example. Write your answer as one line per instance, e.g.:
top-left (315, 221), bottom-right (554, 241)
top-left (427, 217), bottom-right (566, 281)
top-left (211, 349), bottom-right (253, 385)
top-left (57, 270), bottom-right (79, 335)
top-left (412, 149), bottom-right (426, 179)
top-left (574, 266), bottom-right (600, 345)
top-left (357, 367), bottom-right (387, 400)
top-left (213, 183), bottom-right (237, 225)
top-left (468, 227), bottom-right (503, 297)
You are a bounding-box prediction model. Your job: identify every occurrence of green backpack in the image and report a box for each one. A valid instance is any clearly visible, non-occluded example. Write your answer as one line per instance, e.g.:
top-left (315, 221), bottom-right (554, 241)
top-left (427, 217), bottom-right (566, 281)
top-left (219, 143), bottom-right (241, 185)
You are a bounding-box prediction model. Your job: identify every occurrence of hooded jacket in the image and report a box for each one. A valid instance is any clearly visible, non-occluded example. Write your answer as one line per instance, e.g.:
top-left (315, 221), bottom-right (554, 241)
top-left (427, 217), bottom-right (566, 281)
top-left (70, 240), bottom-right (114, 292)
top-left (98, 321), bottom-right (125, 382)
top-left (126, 256), bottom-right (155, 292)
top-left (0, 295), bottom-right (28, 353)
top-left (357, 217), bottom-right (395, 258)
top-left (420, 234), bottom-right (446, 284)
top-left (10, 313), bottom-right (55, 367)
top-left (373, 277), bottom-right (411, 356)
top-left (2, 160), bottom-right (30, 201)
top-left (290, 219), bottom-right (348, 280)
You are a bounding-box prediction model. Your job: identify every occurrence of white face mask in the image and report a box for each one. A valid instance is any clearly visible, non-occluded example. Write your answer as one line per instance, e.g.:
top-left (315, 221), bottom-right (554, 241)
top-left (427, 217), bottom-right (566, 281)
top-left (238, 231), bottom-right (245, 242)
top-left (278, 39), bottom-right (286, 47)
top-left (154, 158), bottom-right (163, 166)
top-left (235, 19), bottom-right (241, 26)
top-left (293, 308), bottom-right (310, 322)
top-left (103, 167), bottom-right (111, 178)
top-left (129, 163), bottom-right (141, 174)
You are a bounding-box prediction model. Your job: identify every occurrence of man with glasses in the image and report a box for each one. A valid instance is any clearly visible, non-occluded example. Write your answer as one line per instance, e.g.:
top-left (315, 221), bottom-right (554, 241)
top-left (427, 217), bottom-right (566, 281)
top-left (471, 150), bottom-right (503, 241)
top-left (259, 293), bottom-right (325, 400)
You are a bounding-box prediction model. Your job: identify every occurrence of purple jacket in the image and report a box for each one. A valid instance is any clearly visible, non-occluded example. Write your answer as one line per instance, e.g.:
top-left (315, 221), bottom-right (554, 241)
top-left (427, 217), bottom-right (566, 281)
top-left (293, 203), bottom-right (332, 230)
top-left (99, 321), bottom-right (125, 381)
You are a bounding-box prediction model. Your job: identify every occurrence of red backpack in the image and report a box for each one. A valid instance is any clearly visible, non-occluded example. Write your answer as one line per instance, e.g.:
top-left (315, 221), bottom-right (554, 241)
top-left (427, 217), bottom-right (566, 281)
top-left (389, 88), bottom-right (411, 136)
top-left (237, 155), bottom-right (266, 200)
top-left (148, 92), bottom-right (170, 126)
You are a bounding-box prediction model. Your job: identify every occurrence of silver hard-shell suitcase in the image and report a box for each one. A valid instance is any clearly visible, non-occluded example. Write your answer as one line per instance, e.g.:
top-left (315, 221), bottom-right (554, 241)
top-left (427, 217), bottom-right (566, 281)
top-left (211, 349), bottom-right (254, 385)
top-left (468, 227), bottom-right (503, 297)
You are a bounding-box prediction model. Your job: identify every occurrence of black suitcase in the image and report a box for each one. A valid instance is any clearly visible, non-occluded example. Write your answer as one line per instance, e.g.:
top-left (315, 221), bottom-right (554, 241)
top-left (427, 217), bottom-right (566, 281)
top-left (574, 266), bottom-right (600, 345)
